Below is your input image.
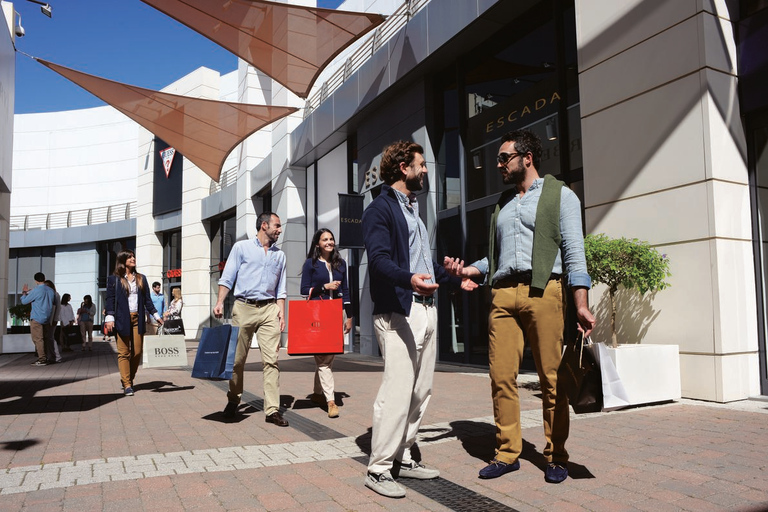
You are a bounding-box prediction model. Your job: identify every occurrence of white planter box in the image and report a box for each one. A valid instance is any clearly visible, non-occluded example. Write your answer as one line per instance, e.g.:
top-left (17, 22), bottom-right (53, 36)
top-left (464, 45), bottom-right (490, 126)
top-left (603, 344), bottom-right (681, 406)
top-left (1, 334), bottom-right (35, 354)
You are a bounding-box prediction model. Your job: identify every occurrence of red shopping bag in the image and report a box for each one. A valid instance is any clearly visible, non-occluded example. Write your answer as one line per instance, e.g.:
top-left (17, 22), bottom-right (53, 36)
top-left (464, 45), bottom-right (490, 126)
top-left (287, 298), bottom-right (343, 355)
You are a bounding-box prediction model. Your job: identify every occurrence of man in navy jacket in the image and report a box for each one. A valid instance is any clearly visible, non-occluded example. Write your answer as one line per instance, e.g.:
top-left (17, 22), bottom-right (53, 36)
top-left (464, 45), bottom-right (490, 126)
top-left (362, 140), bottom-right (476, 498)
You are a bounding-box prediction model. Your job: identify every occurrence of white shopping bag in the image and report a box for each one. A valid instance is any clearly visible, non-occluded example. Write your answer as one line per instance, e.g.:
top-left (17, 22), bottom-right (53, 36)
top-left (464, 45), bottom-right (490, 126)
top-left (595, 342), bottom-right (631, 411)
top-left (143, 334), bottom-right (188, 368)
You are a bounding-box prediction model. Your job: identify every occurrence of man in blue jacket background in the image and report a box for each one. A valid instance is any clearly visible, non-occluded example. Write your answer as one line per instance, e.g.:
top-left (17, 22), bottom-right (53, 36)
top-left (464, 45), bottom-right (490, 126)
top-left (361, 140), bottom-right (476, 498)
top-left (21, 272), bottom-right (54, 366)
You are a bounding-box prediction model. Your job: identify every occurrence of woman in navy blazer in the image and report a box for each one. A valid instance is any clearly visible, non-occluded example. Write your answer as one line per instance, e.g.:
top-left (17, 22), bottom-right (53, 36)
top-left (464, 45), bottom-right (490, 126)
top-left (300, 228), bottom-right (353, 418)
top-left (105, 249), bottom-right (163, 396)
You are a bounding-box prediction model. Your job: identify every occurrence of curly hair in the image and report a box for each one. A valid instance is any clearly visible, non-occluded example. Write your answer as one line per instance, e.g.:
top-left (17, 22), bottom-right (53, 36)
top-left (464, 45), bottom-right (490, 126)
top-left (501, 129), bottom-right (542, 170)
top-left (378, 140), bottom-right (424, 185)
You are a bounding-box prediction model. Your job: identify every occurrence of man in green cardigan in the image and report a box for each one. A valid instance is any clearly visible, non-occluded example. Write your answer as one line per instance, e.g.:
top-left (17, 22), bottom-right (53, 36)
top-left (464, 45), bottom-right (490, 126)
top-left (444, 129), bottom-right (595, 484)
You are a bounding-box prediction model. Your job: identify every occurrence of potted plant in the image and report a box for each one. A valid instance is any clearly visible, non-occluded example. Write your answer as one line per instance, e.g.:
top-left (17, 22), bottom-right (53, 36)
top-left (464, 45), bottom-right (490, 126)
top-left (584, 233), bottom-right (679, 408)
top-left (8, 303), bottom-right (32, 334)
top-left (584, 234), bottom-right (671, 347)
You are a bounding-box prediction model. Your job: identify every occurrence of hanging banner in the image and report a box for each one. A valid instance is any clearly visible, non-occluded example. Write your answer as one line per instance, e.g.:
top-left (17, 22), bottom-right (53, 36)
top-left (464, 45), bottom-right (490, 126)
top-left (338, 193), bottom-right (364, 248)
top-left (160, 147), bottom-right (176, 178)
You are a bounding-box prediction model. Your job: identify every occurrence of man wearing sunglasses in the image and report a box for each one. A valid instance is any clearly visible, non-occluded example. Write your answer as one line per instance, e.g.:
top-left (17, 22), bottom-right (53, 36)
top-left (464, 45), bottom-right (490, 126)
top-left (444, 129), bottom-right (595, 484)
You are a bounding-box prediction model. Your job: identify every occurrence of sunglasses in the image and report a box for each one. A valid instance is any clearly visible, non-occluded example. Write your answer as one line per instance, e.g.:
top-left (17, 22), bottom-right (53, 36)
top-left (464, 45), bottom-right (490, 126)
top-left (496, 152), bottom-right (524, 165)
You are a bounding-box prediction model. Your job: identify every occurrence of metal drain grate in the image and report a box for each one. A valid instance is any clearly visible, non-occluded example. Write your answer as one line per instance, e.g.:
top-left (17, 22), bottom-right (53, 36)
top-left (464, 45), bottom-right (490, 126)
top-left (399, 478), bottom-right (520, 512)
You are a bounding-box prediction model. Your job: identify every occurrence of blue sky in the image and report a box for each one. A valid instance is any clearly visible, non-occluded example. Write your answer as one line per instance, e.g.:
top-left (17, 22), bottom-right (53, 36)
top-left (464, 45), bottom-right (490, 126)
top-left (12, 0), bottom-right (345, 114)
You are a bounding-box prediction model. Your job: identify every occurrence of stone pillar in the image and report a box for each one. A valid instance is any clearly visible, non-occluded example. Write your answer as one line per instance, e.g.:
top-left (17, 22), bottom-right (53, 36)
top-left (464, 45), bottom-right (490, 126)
top-left (576, 1), bottom-right (760, 401)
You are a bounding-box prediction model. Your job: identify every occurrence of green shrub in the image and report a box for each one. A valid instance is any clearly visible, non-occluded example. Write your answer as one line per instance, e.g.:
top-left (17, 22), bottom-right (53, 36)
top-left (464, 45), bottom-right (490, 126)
top-left (584, 234), bottom-right (671, 347)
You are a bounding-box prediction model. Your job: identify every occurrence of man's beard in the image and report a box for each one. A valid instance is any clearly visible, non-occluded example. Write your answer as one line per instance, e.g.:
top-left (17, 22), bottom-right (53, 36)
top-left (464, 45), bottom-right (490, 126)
top-left (405, 174), bottom-right (423, 192)
top-left (502, 161), bottom-right (525, 184)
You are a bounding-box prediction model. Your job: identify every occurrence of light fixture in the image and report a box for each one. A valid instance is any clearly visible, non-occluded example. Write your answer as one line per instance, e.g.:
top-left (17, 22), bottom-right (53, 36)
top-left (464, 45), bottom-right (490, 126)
top-left (14, 11), bottom-right (25, 37)
top-left (25, 0), bottom-right (52, 18)
top-left (546, 118), bottom-right (558, 141)
top-left (473, 153), bottom-right (482, 170)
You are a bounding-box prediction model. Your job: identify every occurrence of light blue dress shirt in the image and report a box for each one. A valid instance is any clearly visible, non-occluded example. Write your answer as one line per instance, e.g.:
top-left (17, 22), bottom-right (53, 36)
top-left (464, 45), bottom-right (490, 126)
top-left (218, 237), bottom-right (287, 300)
top-left (21, 283), bottom-right (55, 323)
top-left (472, 178), bottom-right (592, 289)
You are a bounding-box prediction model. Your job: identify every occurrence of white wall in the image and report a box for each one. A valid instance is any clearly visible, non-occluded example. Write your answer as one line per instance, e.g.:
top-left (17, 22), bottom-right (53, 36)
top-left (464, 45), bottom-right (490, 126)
top-left (12, 107), bottom-right (138, 216)
top-left (576, 0), bottom-right (759, 401)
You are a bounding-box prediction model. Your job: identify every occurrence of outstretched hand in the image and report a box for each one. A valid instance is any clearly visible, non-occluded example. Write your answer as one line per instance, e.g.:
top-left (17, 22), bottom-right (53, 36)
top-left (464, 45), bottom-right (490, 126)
top-left (461, 278), bottom-right (478, 291)
top-left (411, 273), bottom-right (439, 296)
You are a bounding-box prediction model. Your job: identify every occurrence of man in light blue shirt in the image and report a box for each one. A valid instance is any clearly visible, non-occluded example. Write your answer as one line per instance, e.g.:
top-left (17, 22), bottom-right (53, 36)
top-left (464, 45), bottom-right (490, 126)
top-left (213, 212), bottom-right (288, 427)
top-left (21, 272), bottom-right (55, 366)
top-left (149, 282), bottom-right (165, 334)
top-left (445, 129), bottom-right (596, 484)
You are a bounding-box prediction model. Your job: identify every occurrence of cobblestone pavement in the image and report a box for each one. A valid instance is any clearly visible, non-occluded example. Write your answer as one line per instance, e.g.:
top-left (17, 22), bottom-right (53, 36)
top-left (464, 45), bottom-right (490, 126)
top-left (1, 340), bottom-right (767, 511)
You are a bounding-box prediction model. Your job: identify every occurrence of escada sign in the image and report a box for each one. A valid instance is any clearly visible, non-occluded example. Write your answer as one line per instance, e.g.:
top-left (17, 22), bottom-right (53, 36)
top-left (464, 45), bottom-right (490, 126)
top-left (485, 92), bottom-right (561, 133)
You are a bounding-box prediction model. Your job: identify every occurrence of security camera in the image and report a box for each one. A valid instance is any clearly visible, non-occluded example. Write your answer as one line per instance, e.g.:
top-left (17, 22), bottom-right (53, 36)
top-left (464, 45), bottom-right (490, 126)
top-left (14, 12), bottom-right (24, 37)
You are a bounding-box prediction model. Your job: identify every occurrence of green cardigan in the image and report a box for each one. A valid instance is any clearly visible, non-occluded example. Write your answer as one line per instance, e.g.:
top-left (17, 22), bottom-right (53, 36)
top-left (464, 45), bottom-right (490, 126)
top-left (488, 174), bottom-right (564, 290)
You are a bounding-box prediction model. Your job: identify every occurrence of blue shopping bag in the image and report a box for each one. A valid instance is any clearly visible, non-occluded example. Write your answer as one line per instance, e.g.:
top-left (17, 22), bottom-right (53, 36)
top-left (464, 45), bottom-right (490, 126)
top-left (191, 324), bottom-right (239, 380)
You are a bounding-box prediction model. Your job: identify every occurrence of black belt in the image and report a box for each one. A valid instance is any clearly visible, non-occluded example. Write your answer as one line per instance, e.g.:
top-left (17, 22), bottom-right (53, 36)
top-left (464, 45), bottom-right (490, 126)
top-left (494, 271), bottom-right (562, 288)
top-left (413, 295), bottom-right (435, 306)
top-left (236, 298), bottom-right (276, 307)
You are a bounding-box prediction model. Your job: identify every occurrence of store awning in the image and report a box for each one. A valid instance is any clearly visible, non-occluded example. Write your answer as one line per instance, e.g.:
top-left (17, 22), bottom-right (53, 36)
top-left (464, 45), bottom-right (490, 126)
top-left (37, 58), bottom-right (298, 182)
top-left (140, 0), bottom-right (385, 98)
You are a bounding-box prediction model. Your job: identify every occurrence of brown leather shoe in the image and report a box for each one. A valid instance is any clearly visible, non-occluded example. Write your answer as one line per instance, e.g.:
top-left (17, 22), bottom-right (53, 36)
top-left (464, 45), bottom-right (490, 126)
top-left (265, 411), bottom-right (289, 427)
top-left (327, 402), bottom-right (339, 418)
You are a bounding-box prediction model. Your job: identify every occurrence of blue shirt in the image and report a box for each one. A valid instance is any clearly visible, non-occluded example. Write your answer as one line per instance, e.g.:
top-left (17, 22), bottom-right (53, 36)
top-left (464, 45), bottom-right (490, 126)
top-left (218, 237), bottom-right (287, 300)
top-left (392, 188), bottom-right (434, 287)
top-left (472, 178), bottom-right (592, 289)
top-left (151, 292), bottom-right (165, 317)
top-left (21, 283), bottom-right (55, 323)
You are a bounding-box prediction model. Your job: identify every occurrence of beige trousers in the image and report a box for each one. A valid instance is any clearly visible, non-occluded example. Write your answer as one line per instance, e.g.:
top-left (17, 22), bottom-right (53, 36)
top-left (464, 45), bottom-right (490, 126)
top-left (367, 304), bottom-right (437, 475)
top-left (227, 300), bottom-right (282, 415)
top-left (488, 279), bottom-right (570, 464)
top-left (313, 354), bottom-right (335, 402)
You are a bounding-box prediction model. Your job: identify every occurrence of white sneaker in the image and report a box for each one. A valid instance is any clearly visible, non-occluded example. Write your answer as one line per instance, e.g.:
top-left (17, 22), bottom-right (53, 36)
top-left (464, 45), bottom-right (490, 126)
top-left (397, 461), bottom-right (440, 480)
top-left (364, 471), bottom-right (406, 498)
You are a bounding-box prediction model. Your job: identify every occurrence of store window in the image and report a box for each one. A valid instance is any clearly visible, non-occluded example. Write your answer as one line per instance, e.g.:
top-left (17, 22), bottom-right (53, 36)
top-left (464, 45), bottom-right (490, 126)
top-left (209, 214), bottom-right (236, 322)
top-left (432, 0), bottom-right (581, 365)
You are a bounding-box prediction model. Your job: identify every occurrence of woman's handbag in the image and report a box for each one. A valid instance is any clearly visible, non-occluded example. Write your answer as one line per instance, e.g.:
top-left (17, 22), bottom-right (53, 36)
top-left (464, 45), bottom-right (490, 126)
top-left (559, 332), bottom-right (603, 413)
top-left (191, 324), bottom-right (239, 380)
top-left (287, 297), bottom-right (343, 355)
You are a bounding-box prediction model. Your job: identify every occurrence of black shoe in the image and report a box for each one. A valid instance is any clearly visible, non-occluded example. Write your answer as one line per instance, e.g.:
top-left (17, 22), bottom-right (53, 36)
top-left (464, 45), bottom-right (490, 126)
top-left (31, 360), bottom-right (47, 366)
top-left (544, 462), bottom-right (568, 483)
top-left (265, 411), bottom-right (289, 427)
top-left (478, 458), bottom-right (520, 479)
top-left (222, 402), bottom-right (238, 419)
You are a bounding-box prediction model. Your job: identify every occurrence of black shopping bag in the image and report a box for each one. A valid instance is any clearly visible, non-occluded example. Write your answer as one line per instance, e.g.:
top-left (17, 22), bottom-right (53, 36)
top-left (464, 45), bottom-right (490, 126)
top-left (559, 332), bottom-right (603, 414)
top-left (163, 318), bottom-right (185, 336)
top-left (191, 324), bottom-right (239, 380)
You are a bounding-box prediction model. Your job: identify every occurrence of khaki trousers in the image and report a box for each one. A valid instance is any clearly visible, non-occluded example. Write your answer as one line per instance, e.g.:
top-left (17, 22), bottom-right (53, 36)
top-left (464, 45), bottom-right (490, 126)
top-left (368, 304), bottom-right (437, 475)
top-left (30, 320), bottom-right (46, 363)
top-left (227, 300), bottom-right (281, 415)
top-left (116, 313), bottom-right (142, 388)
top-left (80, 321), bottom-right (94, 348)
top-left (313, 354), bottom-right (335, 402)
top-left (488, 279), bottom-right (570, 464)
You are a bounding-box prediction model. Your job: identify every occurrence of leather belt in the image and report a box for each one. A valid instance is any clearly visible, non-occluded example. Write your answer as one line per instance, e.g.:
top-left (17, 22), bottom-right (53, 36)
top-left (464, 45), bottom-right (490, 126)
top-left (236, 298), bottom-right (276, 307)
top-left (413, 295), bottom-right (435, 306)
top-left (494, 271), bottom-right (562, 288)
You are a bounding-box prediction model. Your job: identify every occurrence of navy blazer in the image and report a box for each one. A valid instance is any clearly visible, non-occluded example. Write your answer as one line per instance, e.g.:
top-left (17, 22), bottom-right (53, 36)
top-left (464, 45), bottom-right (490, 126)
top-left (300, 257), bottom-right (352, 316)
top-left (362, 184), bottom-right (459, 315)
top-left (105, 274), bottom-right (158, 337)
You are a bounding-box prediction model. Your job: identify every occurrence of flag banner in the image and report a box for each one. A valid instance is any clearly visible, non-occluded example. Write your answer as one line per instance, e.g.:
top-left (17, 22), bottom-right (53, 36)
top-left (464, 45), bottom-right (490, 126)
top-left (338, 193), bottom-right (364, 248)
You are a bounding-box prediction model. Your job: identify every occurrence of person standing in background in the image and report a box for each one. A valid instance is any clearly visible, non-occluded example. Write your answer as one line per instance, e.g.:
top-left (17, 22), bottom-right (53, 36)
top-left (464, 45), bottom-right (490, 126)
top-left (21, 272), bottom-right (54, 366)
top-left (58, 293), bottom-right (76, 352)
top-left (77, 295), bottom-right (96, 351)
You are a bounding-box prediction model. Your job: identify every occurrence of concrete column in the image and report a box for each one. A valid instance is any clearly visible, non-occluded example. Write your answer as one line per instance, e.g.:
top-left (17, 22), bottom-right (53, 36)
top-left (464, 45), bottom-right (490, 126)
top-left (576, 1), bottom-right (760, 401)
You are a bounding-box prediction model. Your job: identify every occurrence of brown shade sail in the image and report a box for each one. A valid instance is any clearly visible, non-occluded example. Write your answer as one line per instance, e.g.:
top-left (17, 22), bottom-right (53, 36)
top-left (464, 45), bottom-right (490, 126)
top-left (141, 0), bottom-right (385, 98)
top-left (37, 58), bottom-right (298, 182)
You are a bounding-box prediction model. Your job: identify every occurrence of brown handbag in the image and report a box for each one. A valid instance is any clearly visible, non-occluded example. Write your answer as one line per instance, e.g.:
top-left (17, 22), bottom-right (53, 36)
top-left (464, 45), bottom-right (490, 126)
top-left (559, 332), bottom-right (603, 413)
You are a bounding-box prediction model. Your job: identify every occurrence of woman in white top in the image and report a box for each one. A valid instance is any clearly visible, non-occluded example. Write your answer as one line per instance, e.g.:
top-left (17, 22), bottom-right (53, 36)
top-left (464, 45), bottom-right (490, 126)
top-left (104, 250), bottom-right (163, 396)
top-left (58, 293), bottom-right (76, 352)
top-left (164, 287), bottom-right (183, 320)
